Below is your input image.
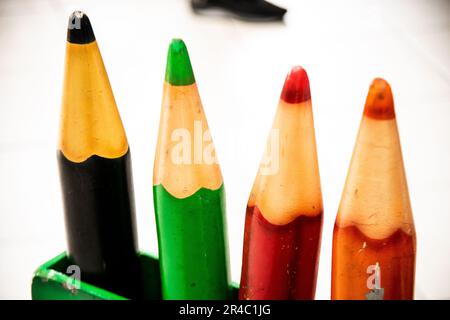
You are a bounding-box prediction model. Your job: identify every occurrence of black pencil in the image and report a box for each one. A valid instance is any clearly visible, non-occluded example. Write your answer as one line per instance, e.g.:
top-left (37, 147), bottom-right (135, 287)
top-left (57, 11), bottom-right (141, 299)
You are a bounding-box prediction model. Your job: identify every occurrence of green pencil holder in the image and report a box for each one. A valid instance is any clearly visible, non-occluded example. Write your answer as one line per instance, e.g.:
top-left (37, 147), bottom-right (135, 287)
top-left (32, 252), bottom-right (239, 300)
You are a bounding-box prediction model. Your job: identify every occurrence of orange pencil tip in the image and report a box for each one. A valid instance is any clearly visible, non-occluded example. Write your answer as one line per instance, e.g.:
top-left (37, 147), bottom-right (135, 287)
top-left (364, 78), bottom-right (395, 120)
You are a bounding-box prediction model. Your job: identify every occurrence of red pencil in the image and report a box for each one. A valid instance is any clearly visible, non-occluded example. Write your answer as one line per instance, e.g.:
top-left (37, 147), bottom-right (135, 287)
top-left (239, 67), bottom-right (323, 300)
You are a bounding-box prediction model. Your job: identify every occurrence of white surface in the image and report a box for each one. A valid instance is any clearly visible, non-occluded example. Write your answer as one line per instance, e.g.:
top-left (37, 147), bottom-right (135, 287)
top-left (0, 0), bottom-right (449, 299)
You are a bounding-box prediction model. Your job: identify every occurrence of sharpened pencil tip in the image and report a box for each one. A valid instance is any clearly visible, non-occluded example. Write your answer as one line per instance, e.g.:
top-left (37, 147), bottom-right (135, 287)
top-left (165, 39), bottom-right (195, 86)
top-left (280, 66), bottom-right (311, 104)
top-left (364, 78), bottom-right (395, 120)
top-left (67, 11), bottom-right (95, 44)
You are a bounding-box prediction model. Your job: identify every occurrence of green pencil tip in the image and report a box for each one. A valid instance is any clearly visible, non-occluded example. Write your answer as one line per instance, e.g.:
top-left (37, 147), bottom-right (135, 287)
top-left (165, 39), bottom-right (195, 86)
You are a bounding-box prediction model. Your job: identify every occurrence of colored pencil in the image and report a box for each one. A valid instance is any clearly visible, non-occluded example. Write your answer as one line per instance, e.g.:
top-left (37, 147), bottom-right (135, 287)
top-left (153, 39), bottom-right (231, 300)
top-left (239, 66), bottom-right (323, 300)
top-left (58, 11), bottom-right (141, 299)
top-left (331, 78), bottom-right (416, 300)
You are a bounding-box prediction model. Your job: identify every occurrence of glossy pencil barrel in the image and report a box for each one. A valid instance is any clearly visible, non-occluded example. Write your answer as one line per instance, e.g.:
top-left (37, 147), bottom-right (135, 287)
top-left (153, 185), bottom-right (229, 299)
top-left (332, 224), bottom-right (415, 299)
top-left (58, 151), bottom-right (140, 298)
top-left (240, 206), bottom-right (322, 299)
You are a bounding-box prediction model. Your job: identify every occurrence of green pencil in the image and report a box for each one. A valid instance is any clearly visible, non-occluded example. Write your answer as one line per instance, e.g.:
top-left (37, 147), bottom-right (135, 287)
top-left (153, 39), bottom-right (231, 299)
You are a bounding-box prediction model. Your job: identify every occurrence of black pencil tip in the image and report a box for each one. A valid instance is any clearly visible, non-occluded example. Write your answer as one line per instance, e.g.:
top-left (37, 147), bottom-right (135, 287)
top-left (67, 11), bottom-right (95, 44)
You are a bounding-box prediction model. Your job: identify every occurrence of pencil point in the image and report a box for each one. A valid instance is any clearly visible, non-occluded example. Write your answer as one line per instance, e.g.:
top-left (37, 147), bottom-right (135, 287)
top-left (67, 11), bottom-right (95, 44)
top-left (280, 66), bottom-right (311, 104)
top-left (364, 78), bottom-right (395, 120)
top-left (165, 39), bottom-right (195, 86)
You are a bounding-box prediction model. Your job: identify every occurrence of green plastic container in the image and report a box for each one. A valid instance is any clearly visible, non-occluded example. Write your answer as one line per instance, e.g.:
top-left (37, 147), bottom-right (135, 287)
top-left (32, 252), bottom-right (238, 300)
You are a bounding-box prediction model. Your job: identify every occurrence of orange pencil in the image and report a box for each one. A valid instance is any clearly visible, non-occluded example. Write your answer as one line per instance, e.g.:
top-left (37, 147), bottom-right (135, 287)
top-left (331, 79), bottom-right (416, 300)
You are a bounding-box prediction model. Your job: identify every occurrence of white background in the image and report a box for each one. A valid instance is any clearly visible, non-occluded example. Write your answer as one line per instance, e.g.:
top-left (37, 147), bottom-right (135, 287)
top-left (0, 0), bottom-right (449, 299)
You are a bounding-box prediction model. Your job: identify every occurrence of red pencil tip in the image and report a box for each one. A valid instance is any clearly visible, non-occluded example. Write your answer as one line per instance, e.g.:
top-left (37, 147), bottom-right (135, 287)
top-left (364, 78), bottom-right (395, 120)
top-left (280, 66), bottom-right (311, 104)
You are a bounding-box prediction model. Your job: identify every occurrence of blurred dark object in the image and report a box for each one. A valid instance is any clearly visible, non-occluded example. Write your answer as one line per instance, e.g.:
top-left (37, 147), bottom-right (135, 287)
top-left (191, 0), bottom-right (287, 21)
